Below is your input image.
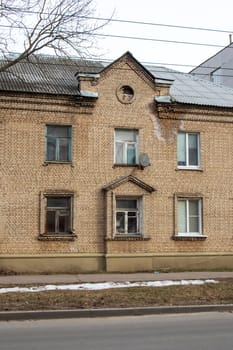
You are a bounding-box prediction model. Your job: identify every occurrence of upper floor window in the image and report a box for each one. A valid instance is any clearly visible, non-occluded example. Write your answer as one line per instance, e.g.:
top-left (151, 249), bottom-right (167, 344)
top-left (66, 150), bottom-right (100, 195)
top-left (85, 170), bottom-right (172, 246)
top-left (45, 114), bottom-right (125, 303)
top-left (177, 132), bottom-right (200, 168)
top-left (46, 125), bottom-right (72, 162)
top-left (115, 129), bottom-right (138, 165)
top-left (115, 197), bottom-right (142, 236)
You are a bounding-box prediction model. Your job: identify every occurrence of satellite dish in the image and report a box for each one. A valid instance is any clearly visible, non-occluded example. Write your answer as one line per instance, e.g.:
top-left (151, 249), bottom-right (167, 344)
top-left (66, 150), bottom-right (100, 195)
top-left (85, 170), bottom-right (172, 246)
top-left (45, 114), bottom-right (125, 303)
top-left (139, 153), bottom-right (151, 168)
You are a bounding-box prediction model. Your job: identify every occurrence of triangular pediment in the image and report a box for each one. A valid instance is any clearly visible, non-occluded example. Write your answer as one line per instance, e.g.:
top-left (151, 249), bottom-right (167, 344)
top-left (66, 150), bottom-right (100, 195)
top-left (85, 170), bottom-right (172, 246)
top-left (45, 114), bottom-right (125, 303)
top-left (102, 175), bottom-right (155, 193)
top-left (100, 51), bottom-right (156, 86)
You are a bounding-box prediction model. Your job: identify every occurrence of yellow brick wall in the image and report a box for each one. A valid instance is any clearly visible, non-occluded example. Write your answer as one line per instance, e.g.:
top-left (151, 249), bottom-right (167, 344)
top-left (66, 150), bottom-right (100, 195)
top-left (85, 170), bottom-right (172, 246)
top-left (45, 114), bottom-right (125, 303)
top-left (1, 55), bottom-right (233, 272)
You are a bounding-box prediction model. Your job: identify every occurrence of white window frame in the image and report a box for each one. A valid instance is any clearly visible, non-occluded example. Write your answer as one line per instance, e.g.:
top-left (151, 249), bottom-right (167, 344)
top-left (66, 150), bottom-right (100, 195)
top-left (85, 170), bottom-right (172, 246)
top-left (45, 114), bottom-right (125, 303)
top-left (114, 129), bottom-right (139, 165)
top-left (115, 197), bottom-right (143, 236)
top-left (177, 198), bottom-right (202, 236)
top-left (177, 132), bottom-right (200, 169)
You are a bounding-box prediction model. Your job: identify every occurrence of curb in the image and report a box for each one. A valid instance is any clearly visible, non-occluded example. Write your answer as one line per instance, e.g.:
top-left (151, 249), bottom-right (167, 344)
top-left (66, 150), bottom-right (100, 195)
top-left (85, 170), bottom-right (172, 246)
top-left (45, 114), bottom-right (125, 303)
top-left (1, 304), bottom-right (233, 321)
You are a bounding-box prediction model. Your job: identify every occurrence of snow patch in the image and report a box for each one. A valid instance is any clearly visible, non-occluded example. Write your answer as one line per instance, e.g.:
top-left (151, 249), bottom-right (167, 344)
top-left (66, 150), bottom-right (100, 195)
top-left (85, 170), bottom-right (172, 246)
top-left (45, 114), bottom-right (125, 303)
top-left (0, 279), bottom-right (218, 294)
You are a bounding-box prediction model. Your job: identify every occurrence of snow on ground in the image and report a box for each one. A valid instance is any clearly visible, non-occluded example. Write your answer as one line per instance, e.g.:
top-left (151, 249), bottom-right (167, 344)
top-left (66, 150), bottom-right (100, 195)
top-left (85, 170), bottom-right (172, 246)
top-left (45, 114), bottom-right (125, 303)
top-left (0, 279), bottom-right (218, 294)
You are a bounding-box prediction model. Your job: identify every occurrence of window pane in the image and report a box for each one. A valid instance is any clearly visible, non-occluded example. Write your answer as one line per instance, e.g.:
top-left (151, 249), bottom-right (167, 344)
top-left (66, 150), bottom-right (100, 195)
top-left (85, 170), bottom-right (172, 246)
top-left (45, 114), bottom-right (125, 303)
top-left (189, 200), bottom-right (199, 216)
top-left (189, 134), bottom-right (198, 166)
top-left (116, 199), bottom-right (137, 209)
top-left (178, 200), bottom-right (187, 233)
top-left (58, 213), bottom-right (69, 233)
top-left (59, 138), bottom-right (70, 161)
top-left (177, 133), bottom-right (186, 166)
top-left (127, 144), bottom-right (136, 164)
top-left (115, 129), bottom-right (136, 142)
top-left (47, 125), bottom-right (70, 137)
top-left (47, 197), bottom-right (69, 208)
top-left (128, 217), bottom-right (137, 233)
top-left (46, 211), bottom-right (56, 233)
top-left (115, 142), bottom-right (124, 163)
top-left (189, 200), bottom-right (199, 233)
top-left (128, 212), bottom-right (137, 217)
top-left (116, 212), bottom-right (125, 233)
top-left (189, 217), bottom-right (199, 232)
top-left (47, 138), bottom-right (56, 161)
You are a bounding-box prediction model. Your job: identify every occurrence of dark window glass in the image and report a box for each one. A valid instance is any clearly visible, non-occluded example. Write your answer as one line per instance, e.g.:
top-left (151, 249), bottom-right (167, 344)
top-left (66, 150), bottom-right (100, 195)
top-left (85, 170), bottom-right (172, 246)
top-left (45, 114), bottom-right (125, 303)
top-left (46, 196), bottom-right (71, 234)
top-left (46, 125), bottom-right (71, 162)
top-left (46, 211), bottom-right (56, 233)
top-left (116, 199), bottom-right (137, 209)
top-left (47, 197), bottom-right (69, 208)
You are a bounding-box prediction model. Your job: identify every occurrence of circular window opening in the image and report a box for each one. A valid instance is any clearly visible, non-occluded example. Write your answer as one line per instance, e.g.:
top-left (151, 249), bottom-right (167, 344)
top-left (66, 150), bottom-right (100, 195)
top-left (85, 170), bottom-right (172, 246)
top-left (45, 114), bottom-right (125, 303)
top-left (117, 85), bottom-right (135, 103)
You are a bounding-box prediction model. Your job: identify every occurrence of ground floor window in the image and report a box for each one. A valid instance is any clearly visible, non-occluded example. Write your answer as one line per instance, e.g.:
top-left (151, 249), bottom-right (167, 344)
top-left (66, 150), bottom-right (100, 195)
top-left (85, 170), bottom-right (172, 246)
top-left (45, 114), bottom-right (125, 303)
top-left (39, 192), bottom-right (76, 241)
top-left (115, 197), bottom-right (142, 235)
top-left (177, 198), bottom-right (202, 235)
top-left (46, 196), bottom-right (72, 234)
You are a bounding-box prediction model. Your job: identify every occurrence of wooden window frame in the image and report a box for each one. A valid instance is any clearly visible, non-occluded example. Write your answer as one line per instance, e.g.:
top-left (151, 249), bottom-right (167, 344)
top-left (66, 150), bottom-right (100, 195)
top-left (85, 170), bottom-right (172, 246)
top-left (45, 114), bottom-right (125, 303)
top-left (46, 125), bottom-right (72, 163)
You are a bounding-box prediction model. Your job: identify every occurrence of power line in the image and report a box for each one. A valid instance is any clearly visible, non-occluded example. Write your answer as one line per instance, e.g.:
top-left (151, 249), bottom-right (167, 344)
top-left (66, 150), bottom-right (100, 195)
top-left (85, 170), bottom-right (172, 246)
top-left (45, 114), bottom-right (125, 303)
top-left (87, 17), bottom-right (233, 34)
top-left (92, 33), bottom-right (225, 48)
top-left (6, 8), bottom-right (233, 34)
top-left (0, 23), bottom-right (228, 49)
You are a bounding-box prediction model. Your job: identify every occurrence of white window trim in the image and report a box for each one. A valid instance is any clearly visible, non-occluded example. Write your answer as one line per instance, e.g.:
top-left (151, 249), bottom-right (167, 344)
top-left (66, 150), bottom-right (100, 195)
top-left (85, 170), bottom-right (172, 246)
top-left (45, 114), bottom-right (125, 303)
top-left (177, 198), bottom-right (203, 237)
top-left (114, 129), bottom-right (139, 165)
top-left (114, 197), bottom-right (143, 236)
top-left (177, 132), bottom-right (200, 169)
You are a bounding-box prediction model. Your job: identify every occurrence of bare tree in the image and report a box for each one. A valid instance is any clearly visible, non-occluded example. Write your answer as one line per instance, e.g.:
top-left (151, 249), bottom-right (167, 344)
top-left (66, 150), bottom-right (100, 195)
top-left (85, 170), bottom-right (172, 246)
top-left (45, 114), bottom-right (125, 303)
top-left (0, 0), bottom-right (108, 72)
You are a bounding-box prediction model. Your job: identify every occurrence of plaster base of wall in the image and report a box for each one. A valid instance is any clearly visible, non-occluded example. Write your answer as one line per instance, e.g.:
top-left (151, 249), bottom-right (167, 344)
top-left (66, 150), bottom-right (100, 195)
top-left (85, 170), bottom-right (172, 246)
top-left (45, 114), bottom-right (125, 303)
top-left (1, 254), bottom-right (233, 274)
top-left (106, 254), bottom-right (233, 272)
top-left (0, 255), bottom-right (105, 274)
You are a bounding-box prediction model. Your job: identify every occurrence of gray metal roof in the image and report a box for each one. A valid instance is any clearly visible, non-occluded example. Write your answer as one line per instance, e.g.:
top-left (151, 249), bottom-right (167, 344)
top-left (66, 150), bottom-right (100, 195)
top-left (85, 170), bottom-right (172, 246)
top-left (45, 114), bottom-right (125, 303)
top-left (148, 65), bottom-right (233, 108)
top-left (1, 54), bottom-right (233, 108)
top-left (0, 55), bottom-right (103, 95)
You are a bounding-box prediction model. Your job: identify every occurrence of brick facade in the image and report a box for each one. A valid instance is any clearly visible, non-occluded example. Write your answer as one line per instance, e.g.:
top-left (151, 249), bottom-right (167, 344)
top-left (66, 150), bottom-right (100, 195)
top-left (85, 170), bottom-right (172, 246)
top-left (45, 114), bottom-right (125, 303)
top-left (1, 53), bottom-right (233, 273)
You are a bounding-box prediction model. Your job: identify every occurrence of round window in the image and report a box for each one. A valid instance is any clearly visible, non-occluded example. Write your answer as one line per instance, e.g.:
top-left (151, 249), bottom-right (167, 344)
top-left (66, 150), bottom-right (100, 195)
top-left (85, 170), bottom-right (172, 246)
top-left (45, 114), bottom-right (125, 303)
top-left (116, 85), bottom-right (135, 104)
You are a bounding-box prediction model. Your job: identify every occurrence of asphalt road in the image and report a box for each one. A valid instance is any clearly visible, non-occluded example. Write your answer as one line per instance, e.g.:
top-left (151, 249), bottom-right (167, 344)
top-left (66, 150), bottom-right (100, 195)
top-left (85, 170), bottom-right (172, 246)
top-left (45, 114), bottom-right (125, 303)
top-left (1, 312), bottom-right (233, 350)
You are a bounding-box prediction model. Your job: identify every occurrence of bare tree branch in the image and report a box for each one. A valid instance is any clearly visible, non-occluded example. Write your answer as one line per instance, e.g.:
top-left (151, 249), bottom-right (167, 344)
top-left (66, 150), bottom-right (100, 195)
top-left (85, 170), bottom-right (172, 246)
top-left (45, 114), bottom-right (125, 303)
top-left (0, 0), bottom-right (110, 72)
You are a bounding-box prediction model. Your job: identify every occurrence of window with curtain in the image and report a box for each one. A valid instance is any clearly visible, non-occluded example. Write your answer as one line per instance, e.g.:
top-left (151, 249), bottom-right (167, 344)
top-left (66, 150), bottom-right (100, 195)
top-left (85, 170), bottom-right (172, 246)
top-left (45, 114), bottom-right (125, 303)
top-left (115, 198), bottom-right (142, 235)
top-left (177, 198), bottom-right (202, 235)
top-left (115, 129), bottom-right (138, 165)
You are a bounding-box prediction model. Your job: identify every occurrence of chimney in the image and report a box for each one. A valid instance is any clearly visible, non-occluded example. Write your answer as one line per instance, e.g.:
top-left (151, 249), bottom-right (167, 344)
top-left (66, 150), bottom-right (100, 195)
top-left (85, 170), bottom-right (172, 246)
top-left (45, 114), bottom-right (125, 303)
top-left (229, 34), bottom-right (232, 44)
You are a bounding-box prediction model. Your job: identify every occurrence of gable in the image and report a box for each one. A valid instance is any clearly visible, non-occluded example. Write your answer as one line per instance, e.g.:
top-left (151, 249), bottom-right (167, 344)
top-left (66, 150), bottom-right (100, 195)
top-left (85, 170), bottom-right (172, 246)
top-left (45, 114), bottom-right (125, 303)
top-left (102, 175), bottom-right (155, 193)
top-left (99, 52), bottom-right (156, 89)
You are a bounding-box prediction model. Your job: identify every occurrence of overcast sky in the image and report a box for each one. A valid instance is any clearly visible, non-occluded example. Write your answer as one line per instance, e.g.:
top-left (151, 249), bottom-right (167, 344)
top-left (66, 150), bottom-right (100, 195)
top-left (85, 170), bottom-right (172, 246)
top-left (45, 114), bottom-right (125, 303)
top-left (93, 0), bottom-right (233, 72)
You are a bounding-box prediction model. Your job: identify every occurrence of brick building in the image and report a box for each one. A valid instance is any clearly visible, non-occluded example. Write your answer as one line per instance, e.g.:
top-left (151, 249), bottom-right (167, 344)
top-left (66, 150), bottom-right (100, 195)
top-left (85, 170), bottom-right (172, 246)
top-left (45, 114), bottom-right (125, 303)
top-left (1, 52), bottom-right (233, 273)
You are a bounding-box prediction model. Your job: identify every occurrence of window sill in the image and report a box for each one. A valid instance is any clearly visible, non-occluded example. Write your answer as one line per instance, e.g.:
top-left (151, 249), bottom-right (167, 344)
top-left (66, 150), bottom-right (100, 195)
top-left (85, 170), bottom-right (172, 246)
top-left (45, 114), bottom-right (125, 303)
top-left (43, 161), bottom-right (73, 166)
top-left (113, 164), bottom-right (139, 168)
top-left (38, 234), bottom-right (77, 241)
top-left (173, 235), bottom-right (207, 241)
top-left (176, 166), bottom-right (203, 172)
top-left (106, 235), bottom-right (150, 241)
